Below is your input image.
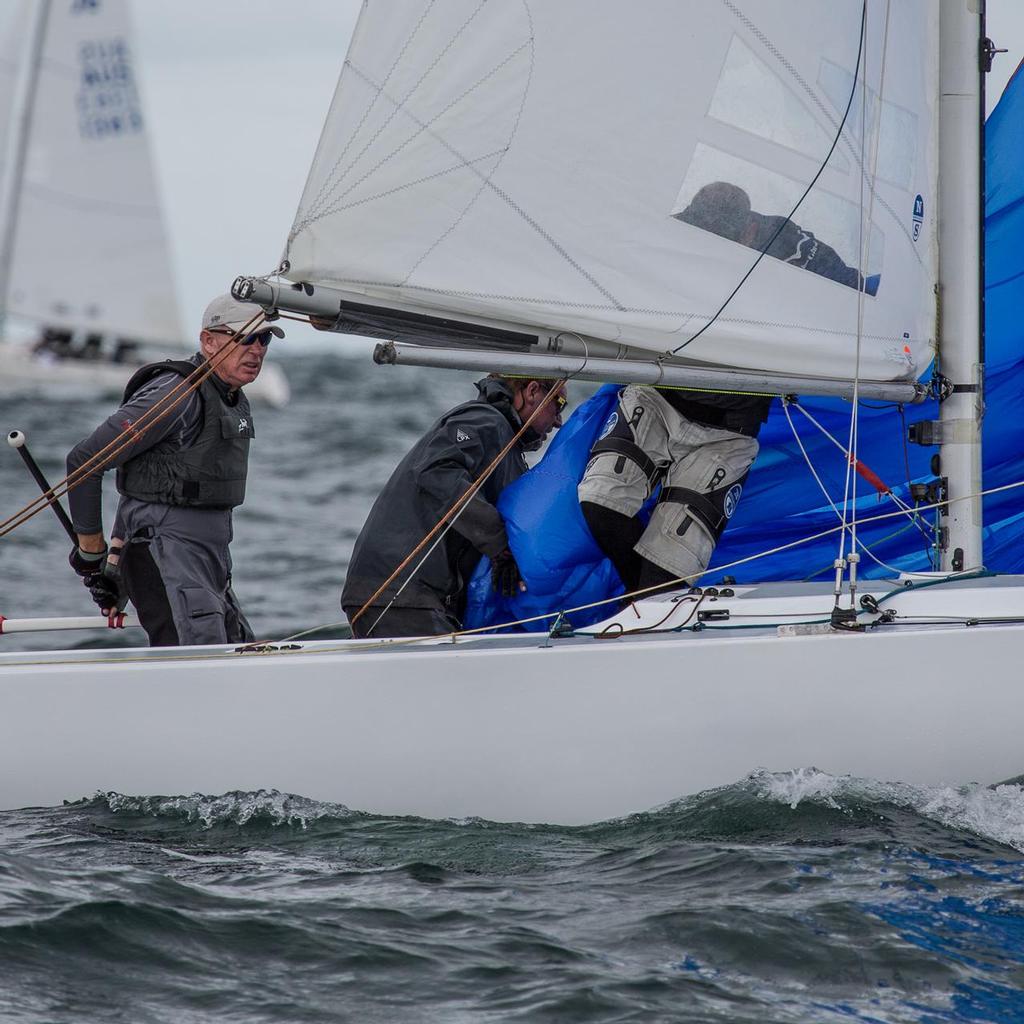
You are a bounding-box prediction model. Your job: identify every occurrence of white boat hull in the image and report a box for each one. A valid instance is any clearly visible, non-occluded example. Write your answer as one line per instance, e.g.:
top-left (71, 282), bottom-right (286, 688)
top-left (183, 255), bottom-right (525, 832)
top-left (2, 577), bottom-right (1020, 824)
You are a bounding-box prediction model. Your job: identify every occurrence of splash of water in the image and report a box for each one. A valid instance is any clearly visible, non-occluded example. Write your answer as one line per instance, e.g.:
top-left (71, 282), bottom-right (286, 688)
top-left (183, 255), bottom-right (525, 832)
top-left (98, 788), bottom-right (353, 829)
top-left (750, 767), bottom-right (1024, 852)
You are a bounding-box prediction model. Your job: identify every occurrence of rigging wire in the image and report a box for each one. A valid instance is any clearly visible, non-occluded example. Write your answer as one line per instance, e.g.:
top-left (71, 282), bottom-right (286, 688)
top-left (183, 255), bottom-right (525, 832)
top-left (780, 399), bottom-right (910, 577)
top-left (791, 401), bottom-right (932, 545)
top-left (836, 0), bottom-right (893, 611)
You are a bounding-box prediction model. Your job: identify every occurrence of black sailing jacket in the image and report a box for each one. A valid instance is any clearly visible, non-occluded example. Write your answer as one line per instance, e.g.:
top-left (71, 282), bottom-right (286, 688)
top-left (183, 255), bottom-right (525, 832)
top-left (340, 379), bottom-right (529, 615)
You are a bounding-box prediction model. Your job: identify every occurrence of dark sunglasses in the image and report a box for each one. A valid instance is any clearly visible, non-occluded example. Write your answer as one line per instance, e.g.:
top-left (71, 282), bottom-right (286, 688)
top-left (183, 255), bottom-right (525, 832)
top-left (539, 384), bottom-right (567, 412)
top-left (210, 326), bottom-right (274, 348)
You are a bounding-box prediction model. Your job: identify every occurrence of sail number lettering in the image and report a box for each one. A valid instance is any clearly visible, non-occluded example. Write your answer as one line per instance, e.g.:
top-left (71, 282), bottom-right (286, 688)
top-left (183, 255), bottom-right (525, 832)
top-left (76, 37), bottom-right (144, 140)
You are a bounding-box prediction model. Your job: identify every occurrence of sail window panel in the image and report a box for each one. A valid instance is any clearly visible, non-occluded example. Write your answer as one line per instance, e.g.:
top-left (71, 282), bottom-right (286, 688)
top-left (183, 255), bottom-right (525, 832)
top-left (818, 59), bottom-right (917, 190)
top-left (707, 35), bottom-right (850, 175)
top-left (671, 143), bottom-right (884, 290)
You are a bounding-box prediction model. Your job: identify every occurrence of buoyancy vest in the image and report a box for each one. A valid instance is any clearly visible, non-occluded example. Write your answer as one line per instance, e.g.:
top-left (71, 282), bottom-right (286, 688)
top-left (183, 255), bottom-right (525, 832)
top-left (116, 360), bottom-right (254, 509)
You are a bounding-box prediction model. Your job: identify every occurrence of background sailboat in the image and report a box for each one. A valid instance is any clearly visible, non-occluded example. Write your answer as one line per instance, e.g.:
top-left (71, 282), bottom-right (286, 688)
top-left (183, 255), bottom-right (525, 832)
top-left (0, 0), bottom-right (289, 406)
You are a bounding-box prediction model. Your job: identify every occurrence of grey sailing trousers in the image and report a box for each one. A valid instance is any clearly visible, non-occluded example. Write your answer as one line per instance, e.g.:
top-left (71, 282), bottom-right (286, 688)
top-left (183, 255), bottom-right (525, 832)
top-left (577, 384), bottom-right (758, 582)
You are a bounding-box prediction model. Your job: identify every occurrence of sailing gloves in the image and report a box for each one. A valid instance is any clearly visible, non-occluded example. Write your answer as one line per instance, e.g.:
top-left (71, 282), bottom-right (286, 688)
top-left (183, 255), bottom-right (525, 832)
top-left (491, 547), bottom-right (525, 597)
top-left (69, 545), bottom-right (128, 615)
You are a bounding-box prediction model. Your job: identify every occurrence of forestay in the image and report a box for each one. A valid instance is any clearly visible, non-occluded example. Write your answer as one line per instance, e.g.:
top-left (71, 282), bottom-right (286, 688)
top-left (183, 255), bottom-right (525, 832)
top-left (286, 0), bottom-right (938, 385)
top-left (2, 0), bottom-right (181, 343)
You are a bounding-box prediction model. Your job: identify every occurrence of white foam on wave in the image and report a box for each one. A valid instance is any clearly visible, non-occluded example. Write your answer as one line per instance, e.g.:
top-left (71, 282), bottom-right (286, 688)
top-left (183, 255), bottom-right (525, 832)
top-left (100, 788), bottom-right (354, 829)
top-left (749, 768), bottom-right (1024, 853)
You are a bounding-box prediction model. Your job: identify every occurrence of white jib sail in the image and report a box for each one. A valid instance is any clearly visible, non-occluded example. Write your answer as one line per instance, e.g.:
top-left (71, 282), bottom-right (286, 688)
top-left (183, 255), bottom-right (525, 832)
top-left (286, 0), bottom-right (938, 385)
top-left (3, 0), bottom-right (181, 344)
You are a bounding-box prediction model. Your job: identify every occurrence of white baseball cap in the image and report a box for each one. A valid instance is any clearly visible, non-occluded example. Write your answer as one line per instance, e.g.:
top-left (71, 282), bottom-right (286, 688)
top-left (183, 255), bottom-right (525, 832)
top-left (201, 294), bottom-right (284, 339)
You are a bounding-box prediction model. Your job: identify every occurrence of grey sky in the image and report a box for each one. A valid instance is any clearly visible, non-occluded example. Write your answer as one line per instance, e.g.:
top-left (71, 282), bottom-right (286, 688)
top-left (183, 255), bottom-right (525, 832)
top-left (129, 1), bottom-right (1024, 350)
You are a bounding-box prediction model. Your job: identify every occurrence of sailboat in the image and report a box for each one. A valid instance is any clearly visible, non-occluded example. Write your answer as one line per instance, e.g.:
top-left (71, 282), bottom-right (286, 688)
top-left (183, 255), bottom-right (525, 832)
top-left (2, 1), bottom-right (1022, 826)
top-left (0, 0), bottom-right (289, 407)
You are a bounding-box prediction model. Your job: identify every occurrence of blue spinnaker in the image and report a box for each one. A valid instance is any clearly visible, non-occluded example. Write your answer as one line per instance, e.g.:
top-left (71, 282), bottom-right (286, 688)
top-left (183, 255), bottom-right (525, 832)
top-left (466, 64), bottom-right (1024, 631)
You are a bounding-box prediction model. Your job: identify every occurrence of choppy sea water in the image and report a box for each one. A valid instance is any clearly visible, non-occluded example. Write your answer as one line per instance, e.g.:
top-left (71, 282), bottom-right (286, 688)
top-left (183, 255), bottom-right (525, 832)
top-left (2, 355), bottom-right (1024, 1022)
top-left (2, 771), bottom-right (1024, 1023)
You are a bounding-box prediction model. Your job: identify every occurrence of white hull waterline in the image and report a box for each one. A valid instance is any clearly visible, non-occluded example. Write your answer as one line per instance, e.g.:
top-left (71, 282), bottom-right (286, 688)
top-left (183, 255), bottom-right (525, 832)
top-left (0, 340), bottom-right (291, 408)
top-left (2, 575), bottom-right (1021, 825)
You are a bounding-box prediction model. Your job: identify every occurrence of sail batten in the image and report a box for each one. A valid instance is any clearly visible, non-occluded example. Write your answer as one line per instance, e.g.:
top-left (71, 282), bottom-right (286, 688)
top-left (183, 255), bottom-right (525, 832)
top-left (287, 0), bottom-right (939, 383)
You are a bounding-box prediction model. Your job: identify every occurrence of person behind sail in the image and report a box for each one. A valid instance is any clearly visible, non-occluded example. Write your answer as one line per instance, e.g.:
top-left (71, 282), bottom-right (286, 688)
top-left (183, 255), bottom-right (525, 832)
top-left (65, 295), bottom-right (283, 647)
top-left (342, 375), bottom-right (568, 639)
top-left (676, 181), bottom-right (880, 295)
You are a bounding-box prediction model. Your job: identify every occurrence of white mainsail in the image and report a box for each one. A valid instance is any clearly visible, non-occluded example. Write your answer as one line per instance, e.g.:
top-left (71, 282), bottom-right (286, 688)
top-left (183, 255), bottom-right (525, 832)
top-left (285, 0), bottom-right (938, 386)
top-left (0, 5), bottom-right (28, 179)
top-left (2, 0), bottom-right (181, 344)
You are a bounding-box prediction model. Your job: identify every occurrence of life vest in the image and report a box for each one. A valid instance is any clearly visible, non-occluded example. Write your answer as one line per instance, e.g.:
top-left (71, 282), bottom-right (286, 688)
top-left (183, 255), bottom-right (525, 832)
top-left (464, 384), bottom-right (627, 632)
top-left (116, 360), bottom-right (254, 509)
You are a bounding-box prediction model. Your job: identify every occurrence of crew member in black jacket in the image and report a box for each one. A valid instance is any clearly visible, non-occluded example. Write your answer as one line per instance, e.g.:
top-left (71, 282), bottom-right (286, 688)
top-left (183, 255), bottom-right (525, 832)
top-left (342, 374), bottom-right (567, 639)
top-left (65, 295), bottom-right (283, 646)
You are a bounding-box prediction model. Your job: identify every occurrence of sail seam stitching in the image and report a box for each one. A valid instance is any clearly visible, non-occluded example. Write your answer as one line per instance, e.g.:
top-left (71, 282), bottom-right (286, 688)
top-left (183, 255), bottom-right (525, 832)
top-left (399, 0), bottom-right (537, 287)
top-left (324, 52), bottom-right (625, 309)
top-left (305, 44), bottom-right (529, 228)
top-left (293, 0), bottom-right (485, 239)
top-left (294, 0), bottom-right (444, 234)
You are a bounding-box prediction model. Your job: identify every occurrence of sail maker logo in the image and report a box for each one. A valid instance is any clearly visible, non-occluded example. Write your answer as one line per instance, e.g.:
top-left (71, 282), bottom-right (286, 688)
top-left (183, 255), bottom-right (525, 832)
top-left (912, 195), bottom-right (924, 242)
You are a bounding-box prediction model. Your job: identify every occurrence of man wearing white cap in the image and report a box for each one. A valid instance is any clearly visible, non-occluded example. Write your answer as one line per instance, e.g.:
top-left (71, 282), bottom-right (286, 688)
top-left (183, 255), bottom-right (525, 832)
top-left (65, 295), bottom-right (283, 646)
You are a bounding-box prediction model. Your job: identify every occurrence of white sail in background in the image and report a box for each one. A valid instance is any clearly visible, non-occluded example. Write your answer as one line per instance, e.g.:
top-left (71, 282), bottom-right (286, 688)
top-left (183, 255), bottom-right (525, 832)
top-left (0, 5), bottom-right (28, 184)
top-left (4, 0), bottom-right (181, 343)
top-left (286, 0), bottom-right (938, 384)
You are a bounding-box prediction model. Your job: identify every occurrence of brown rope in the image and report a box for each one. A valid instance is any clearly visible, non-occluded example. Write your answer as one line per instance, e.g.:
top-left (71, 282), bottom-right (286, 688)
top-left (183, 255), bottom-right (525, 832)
top-left (0, 310), bottom-right (268, 539)
top-left (351, 380), bottom-right (566, 630)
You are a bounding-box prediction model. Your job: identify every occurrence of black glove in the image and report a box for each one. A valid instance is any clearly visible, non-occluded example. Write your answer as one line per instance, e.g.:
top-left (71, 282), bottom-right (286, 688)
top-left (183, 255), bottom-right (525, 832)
top-left (69, 545), bottom-right (107, 577)
top-left (69, 546), bottom-right (127, 615)
top-left (491, 548), bottom-right (524, 598)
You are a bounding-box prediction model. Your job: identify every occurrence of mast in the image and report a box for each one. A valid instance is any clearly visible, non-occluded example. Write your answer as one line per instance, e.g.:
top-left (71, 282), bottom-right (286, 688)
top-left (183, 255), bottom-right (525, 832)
top-left (936, 0), bottom-right (984, 571)
top-left (0, 0), bottom-right (50, 338)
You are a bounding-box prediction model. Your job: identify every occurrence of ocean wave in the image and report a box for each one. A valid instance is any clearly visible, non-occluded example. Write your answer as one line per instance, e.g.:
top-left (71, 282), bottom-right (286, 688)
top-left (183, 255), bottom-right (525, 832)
top-left (749, 767), bottom-right (1024, 853)
top-left (91, 789), bottom-right (356, 829)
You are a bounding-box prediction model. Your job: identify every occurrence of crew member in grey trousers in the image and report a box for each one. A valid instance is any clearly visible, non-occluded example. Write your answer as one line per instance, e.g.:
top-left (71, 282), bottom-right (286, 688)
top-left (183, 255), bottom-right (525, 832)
top-left (65, 294), bottom-right (283, 647)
